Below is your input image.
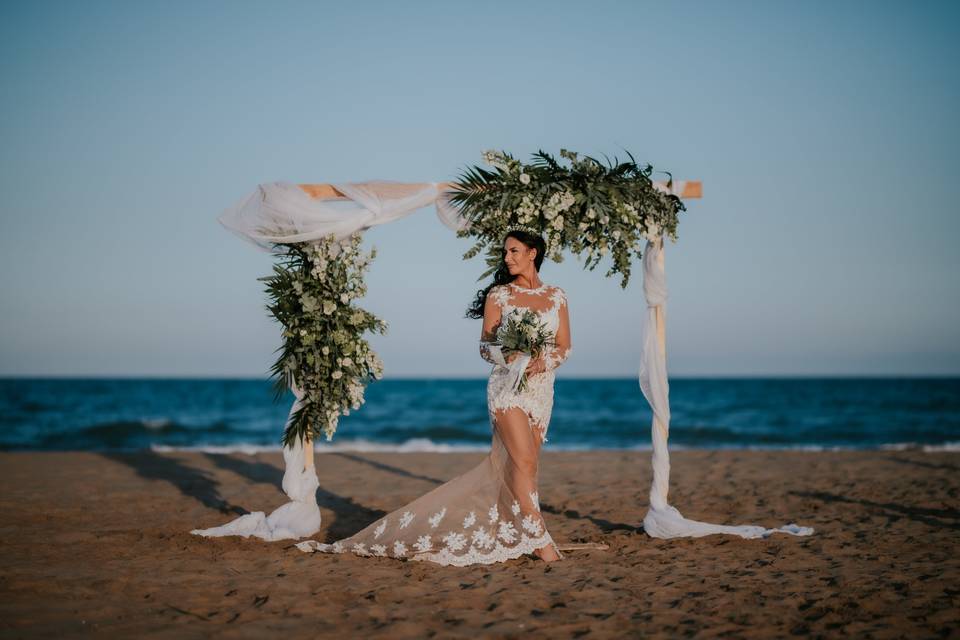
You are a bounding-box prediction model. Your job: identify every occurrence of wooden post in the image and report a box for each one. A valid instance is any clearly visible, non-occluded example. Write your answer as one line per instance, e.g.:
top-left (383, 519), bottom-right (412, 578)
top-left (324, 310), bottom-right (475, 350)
top-left (304, 432), bottom-right (315, 470)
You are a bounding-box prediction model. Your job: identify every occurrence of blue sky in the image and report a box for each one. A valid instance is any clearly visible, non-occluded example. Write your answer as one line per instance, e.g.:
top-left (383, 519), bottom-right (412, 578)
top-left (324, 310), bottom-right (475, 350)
top-left (1, 0), bottom-right (957, 377)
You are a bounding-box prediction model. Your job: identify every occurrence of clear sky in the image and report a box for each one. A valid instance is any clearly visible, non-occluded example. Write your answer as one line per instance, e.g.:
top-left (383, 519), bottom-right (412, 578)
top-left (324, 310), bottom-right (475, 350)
top-left (1, 1), bottom-right (957, 378)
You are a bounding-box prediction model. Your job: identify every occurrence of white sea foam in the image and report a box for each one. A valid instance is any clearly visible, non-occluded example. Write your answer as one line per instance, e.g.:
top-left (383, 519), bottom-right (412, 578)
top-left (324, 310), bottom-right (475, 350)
top-left (150, 438), bottom-right (489, 455)
top-left (922, 441), bottom-right (960, 452)
top-left (879, 442), bottom-right (921, 451)
top-left (142, 418), bottom-right (172, 430)
top-left (148, 439), bottom-right (960, 454)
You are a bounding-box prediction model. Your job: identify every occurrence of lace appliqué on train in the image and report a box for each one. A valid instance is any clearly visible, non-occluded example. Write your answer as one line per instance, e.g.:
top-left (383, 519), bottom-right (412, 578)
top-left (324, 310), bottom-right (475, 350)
top-left (296, 497), bottom-right (554, 567)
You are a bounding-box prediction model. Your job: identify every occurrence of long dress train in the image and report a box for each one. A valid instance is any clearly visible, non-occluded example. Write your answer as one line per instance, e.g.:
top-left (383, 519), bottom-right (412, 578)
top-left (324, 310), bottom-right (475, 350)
top-left (296, 282), bottom-right (571, 566)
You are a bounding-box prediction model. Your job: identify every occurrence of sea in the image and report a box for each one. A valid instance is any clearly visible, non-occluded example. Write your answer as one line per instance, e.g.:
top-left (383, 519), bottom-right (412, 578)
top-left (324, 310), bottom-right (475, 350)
top-left (1, 378), bottom-right (958, 453)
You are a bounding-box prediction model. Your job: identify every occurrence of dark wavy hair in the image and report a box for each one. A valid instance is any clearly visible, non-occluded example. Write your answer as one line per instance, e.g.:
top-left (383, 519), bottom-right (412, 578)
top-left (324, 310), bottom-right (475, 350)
top-left (465, 229), bottom-right (547, 319)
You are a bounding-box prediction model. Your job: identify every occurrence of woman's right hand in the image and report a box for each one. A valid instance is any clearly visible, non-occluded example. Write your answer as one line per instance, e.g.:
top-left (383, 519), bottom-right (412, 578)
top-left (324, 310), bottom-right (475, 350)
top-left (504, 351), bottom-right (520, 364)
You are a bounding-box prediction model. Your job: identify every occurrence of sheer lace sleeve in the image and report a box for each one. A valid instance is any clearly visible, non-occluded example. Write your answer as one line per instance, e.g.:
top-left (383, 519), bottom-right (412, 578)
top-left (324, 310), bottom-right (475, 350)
top-left (544, 287), bottom-right (571, 371)
top-left (480, 341), bottom-right (508, 367)
top-left (543, 344), bottom-right (571, 371)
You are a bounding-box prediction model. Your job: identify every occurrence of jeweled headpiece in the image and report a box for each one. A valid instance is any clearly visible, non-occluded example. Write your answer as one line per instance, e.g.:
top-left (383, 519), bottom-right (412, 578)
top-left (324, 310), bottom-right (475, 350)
top-left (503, 225), bottom-right (550, 254)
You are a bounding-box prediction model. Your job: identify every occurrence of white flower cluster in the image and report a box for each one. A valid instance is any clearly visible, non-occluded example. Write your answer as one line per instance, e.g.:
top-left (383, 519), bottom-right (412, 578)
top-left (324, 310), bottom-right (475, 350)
top-left (521, 514), bottom-right (543, 536)
top-left (613, 199), bottom-right (661, 245)
top-left (497, 521), bottom-right (518, 544)
top-left (414, 535), bottom-right (432, 552)
top-left (471, 528), bottom-right (496, 550)
top-left (542, 190), bottom-right (576, 222)
top-left (641, 221), bottom-right (662, 243)
top-left (514, 194), bottom-right (539, 225)
top-left (305, 245), bottom-right (329, 280)
top-left (428, 507), bottom-right (447, 529)
top-left (442, 531), bottom-right (467, 552)
top-left (481, 149), bottom-right (513, 172)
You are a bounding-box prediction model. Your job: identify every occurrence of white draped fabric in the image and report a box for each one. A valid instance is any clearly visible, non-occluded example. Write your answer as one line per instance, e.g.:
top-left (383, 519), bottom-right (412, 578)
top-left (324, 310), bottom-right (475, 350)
top-left (638, 236), bottom-right (814, 539)
top-left (191, 382), bottom-right (321, 540)
top-left (218, 181), bottom-right (462, 252)
top-left (195, 178), bottom-right (814, 544)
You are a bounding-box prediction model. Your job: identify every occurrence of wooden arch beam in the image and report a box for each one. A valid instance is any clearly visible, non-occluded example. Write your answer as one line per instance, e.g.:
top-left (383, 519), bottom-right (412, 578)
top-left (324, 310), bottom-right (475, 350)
top-left (298, 180), bottom-right (702, 201)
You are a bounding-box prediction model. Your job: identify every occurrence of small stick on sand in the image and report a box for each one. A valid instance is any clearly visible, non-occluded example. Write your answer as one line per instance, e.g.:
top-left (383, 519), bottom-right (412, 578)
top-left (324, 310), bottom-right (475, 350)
top-left (556, 542), bottom-right (609, 552)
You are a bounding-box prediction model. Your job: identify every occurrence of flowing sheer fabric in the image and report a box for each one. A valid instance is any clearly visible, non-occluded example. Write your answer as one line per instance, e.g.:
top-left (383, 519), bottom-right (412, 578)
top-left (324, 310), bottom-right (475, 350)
top-left (638, 236), bottom-right (814, 539)
top-left (191, 381), bottom-right (321, 541)
top-left (217, 181), bottom-right (448, 251)
top-left (296, 283), bottom-right (570, 565)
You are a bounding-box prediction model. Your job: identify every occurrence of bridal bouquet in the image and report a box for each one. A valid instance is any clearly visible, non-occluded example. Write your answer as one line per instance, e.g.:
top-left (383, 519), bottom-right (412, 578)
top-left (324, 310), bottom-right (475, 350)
top-left (494, 309), bottom-right (556, 392)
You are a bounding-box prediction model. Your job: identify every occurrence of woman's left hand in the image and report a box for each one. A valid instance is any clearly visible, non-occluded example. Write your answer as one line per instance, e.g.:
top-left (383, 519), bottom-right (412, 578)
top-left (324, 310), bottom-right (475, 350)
top-left (525, 356), bottom-right (547, 376)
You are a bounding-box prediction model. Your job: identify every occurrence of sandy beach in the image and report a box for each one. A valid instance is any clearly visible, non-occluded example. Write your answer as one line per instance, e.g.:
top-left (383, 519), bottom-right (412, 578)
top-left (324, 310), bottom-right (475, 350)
top-left (1, 448), bottom-right (957, 638)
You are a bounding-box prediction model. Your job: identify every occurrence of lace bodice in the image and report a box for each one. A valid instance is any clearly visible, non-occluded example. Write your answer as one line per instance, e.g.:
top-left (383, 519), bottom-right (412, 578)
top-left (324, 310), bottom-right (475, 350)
top-left (492, 283), bottom-right (564, 334)
top-left (479, 282), bottom-right (571, 442)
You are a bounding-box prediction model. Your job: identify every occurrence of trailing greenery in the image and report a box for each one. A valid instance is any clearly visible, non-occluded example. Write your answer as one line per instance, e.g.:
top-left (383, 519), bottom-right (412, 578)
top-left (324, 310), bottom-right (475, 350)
top-left (448, 149), bottom-right (686, 287)
top-left (260, 232), bottom-right (386, 447)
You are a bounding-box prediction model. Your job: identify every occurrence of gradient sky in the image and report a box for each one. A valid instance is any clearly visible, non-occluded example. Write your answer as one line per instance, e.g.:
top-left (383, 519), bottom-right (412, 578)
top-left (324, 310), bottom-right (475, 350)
top-left (1, 1), bottom-right (957, 378)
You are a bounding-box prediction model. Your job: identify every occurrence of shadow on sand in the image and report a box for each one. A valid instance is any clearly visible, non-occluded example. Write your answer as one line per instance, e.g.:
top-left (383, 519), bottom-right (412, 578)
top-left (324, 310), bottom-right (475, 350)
top-left (883, 455), bottom-right (960, 473)
top-left (790, 489), bottom-right (960, 531)
top-left (204, 452), bottom-right (387, 540)
top-left (331, 452), bottom-right (639, 535)
top-left (330, 452), bottom-right (447, 485)
top-left (100, 450), bottom-right (248, 516)
top-left (104, 449), bottom-right (639, 542)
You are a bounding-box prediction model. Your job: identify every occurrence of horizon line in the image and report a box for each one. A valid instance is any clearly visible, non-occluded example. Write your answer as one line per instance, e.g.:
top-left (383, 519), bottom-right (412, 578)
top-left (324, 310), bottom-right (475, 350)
top-left (1, 373), bottom-right (958, 381)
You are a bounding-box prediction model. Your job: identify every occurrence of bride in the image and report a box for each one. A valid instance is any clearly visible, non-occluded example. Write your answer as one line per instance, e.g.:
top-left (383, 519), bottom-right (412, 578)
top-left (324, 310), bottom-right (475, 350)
top-left (296, 227), bottom-right (571, 565)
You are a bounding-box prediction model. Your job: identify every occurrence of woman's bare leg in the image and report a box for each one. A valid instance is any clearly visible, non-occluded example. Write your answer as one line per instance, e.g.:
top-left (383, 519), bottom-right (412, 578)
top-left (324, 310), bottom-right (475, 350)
top-left (493, 407), bottom-right (560, 562)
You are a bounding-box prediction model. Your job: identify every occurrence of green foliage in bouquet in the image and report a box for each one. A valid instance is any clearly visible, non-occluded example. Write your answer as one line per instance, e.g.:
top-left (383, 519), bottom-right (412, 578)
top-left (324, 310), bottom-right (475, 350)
top-left (260, 232), bottom-right (387, 447)
top-left (494, 308), bottom-right (556, 392)
top-left (447, 149), bottom-right (686, 287)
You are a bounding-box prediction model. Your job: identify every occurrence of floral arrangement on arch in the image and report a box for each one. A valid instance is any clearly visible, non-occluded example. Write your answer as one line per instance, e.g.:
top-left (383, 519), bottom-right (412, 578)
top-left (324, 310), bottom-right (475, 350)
top-left (449, 149), bottom-right (686, 287)
top-left (261, 232), bottom-right (386, 447)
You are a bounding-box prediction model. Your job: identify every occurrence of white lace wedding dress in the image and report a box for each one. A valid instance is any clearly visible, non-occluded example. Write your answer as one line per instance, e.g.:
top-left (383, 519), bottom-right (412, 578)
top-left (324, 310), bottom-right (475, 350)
top-left (296, 282), bottom-right (571, 566)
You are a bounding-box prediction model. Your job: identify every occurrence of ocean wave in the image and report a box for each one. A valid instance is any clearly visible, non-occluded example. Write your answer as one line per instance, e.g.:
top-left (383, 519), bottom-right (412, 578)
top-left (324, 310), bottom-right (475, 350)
top-left (36, 419), bottom-right (234, 449)
top-left (373, 426), bottom-right (490, 443)
top-left (922, 441), bottom-right (960, 452)
top-left (150, 438), bottom-right (490, 455)
top-left (144, 439), bottom-right (960, 454)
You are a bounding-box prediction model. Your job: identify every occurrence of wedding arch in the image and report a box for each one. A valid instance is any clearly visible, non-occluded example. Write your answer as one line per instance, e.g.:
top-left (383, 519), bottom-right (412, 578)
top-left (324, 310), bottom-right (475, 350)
top-left (193, 149), bottom-right (813, 544)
